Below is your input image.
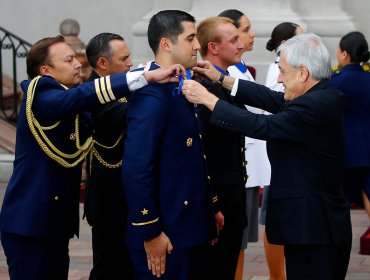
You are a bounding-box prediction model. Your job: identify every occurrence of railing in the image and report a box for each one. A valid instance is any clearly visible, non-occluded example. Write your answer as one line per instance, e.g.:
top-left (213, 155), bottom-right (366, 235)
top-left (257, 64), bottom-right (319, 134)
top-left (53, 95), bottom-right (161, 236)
top-left (0, 26), bottom-right (32, 123)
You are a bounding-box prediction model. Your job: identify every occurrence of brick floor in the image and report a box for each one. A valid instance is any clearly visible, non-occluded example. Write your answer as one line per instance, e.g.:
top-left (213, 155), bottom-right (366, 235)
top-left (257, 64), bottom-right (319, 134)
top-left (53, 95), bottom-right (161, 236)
top-left (0, 182), bottom-right (369, 279)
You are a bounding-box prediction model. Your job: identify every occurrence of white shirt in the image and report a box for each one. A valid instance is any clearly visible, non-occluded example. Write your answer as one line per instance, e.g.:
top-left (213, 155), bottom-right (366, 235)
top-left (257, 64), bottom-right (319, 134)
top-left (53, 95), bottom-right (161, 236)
top-left (264, 56), bottom-right (285, 92)
top-left (227, 64), bottom-right (271, 188)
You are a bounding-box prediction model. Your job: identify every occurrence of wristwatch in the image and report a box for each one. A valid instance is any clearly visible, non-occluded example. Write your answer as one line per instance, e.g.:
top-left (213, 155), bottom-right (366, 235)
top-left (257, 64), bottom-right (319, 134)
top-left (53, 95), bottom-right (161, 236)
top-left (217, 72), bottom-right (225, 86)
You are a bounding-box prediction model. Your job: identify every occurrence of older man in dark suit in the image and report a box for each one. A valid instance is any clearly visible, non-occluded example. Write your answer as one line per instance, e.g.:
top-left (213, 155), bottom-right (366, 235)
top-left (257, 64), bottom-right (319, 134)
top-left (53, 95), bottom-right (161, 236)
top-left (182, 33), bottom-right (352, 280)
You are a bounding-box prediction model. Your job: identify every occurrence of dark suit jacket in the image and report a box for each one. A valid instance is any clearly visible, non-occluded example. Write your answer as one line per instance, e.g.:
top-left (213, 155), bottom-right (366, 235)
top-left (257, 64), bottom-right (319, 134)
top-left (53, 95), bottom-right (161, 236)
top-left (210, 79), bottom-right (352, 245)
top-left (84, 71), bottom-right (129, 226)
top-left (199, 79), bottom-right (247, 230)
top-left (0, 74), bottom-right (132, 240)
top-left (330, 64), bottom-right (370, 168)
top-left (122, 62), bottom-right (217, 249)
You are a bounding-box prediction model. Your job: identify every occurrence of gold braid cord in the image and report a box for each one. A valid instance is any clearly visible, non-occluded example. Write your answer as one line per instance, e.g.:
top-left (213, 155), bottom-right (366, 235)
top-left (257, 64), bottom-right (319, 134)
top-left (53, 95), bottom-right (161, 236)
top-left (88, 95), bottom-right (127, 170)
top-left (26, 76), bottom-right (93, 168)
top-left (89, 133), bottom-right (123, 171)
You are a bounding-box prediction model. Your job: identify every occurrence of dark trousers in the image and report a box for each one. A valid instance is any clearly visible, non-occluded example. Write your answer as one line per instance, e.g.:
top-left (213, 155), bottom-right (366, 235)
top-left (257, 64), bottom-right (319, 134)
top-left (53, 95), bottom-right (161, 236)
top-left (89, 223), bottom-right (134, 280)
top-left (207, 184), bottom-right (246, 280)
top-left (129, 245), bottom-right (211, 280)
top-left (1, 231), bottom-right (69, 280)
top-left (284, 238), bottom-right (352, 280)
top-left (207, 223), bottom-right (244, 280)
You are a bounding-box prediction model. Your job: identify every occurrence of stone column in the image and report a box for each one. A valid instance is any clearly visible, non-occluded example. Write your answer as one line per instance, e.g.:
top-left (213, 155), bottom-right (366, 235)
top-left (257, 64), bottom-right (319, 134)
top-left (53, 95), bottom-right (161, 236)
top-left (131, 0), bottom-right (355, 83)
top-left (291, 0), bottom-right (356, 68)
top-left (60, 19), bottom-right (92, 82)
top-left (131, 0), bottom-right (194, 66)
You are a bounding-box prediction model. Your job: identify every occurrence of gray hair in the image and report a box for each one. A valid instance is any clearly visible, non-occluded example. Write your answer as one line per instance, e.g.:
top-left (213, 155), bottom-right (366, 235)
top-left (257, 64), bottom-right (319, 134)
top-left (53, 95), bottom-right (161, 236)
top-left (279, 33), bottom-right (331, 80)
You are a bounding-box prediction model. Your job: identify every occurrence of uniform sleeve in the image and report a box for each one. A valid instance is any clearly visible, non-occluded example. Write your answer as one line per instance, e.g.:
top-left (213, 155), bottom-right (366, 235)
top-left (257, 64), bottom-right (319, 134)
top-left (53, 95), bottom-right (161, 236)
top-left (122, 85), bottom-right (169, 244)
top-left (32, 73), bottom-right (140, 124)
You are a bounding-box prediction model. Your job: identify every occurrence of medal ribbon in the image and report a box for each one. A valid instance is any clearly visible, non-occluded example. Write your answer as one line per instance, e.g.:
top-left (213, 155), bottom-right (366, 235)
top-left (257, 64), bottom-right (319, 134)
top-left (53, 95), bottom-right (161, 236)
top-left (173, 69), bottom-right (192, 96)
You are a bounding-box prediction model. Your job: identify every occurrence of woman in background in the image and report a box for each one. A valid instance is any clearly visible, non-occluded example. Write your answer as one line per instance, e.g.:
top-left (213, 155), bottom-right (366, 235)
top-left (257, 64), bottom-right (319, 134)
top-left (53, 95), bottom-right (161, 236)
top-left (330, 31), bottom-right (370, 219)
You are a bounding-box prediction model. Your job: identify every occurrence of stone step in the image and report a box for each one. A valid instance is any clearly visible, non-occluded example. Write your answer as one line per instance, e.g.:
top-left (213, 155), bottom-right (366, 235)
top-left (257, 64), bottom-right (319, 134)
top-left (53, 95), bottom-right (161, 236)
top-left (0, 118), bottom-right (16, 154)
top-left (0, 153), bottom-right (14, 182)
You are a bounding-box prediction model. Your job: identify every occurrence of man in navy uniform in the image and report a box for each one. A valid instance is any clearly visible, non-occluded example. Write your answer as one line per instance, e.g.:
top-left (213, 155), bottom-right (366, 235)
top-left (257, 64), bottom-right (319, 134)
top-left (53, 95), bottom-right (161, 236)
top-left (84, 32), bottom-right (134, 280)
top-left (122, 10), bottom-right (224, 280)
top-left (0, 35), bottom-right (185, 280)
top-left (183, 33), bottom-right (352, 280)
top-left (195, 16), bottom-right (247, 280)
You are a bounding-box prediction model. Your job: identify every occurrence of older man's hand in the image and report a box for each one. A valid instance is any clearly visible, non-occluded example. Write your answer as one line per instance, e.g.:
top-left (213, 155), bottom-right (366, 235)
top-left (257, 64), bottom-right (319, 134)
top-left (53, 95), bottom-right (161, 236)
top-left (191, 60), bottom-right (221, 83)
top-left (182, 80), bottom-right (219, 111)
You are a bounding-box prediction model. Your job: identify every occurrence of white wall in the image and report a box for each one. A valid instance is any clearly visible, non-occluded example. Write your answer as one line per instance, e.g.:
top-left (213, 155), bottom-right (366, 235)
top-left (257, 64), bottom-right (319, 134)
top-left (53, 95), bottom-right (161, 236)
top-left (1, 0), bottom-right (370, 84)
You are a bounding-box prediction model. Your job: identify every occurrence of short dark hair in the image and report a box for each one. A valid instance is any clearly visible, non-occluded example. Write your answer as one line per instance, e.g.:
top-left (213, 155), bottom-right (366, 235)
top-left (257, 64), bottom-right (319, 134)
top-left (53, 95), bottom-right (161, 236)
top-left (86, 33), bottom-right (124, 68)
top-left (266, 22), bottom-right (300, 52)
top-left (147, 10), bottom-right (195, 55)
top-left (339, 31), bottom-right (370, 64)
top-left (26, 35), bottom-right (65, 79)
top-left (218, 9), bottom-right (245, 28)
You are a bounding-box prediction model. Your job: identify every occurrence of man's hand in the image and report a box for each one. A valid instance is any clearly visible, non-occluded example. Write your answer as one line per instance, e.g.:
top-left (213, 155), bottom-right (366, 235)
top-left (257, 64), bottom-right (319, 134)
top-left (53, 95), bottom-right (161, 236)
top-left (182, 80), bottom-right (219, 111)
top-left (210, 211), bottom-right (225, 245)
top-left (191, 60), bottom-right (221, 83)
top-left (144, 232), bottom-right (173, 277)
top-left (192, 60), bottom-right (236, 91)
top-left (144, 64), bottom-right (186, 84)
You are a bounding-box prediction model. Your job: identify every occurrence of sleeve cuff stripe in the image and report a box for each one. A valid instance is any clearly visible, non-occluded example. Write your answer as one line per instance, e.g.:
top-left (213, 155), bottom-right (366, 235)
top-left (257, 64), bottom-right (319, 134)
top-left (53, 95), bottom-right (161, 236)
top-left (105, 76), bottom-right (116, 101)
top-left (99, 77), bottom-right (110, 103)
top-left (132, 217), bottom-right (159, 226)
top-left (95, 79), bottom-right (105, 104)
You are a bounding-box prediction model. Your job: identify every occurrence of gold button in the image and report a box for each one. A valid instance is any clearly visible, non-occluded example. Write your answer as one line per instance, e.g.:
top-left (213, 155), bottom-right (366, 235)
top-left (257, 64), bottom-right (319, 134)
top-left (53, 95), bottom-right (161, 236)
top-left (184, 200), bottom-right (189, 206)
top-left (203, 154), bottom-right (207, 159)
top-left (199, 134), bottom-right (202, 139)
top-left (186, 137), bottom-right (193, 147)
top-left (242, 162), bottom-right (245, 166)
top-left (54, 196), bottom-right (59, 201)
top-left (207, 176), bottom-right (211, 180)
top-left (241, 147), bottom-right (243, 152)
top-left (195, 113), bottom-right (198, 118)
top-left (69, 133), bottom-right (76, 140)
top-left (243, 177), bottom-right (246, 181)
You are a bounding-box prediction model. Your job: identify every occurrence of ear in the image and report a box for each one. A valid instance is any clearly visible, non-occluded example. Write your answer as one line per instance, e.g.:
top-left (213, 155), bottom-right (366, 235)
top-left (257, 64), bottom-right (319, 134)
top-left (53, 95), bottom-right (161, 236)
top-left (39, 65), bottom-right (51, 76)
top-left (159, 38), bottom-right (171, 53)
top-left (208, 42), bottom-right (218, 55)
top-left (342, 50), bottom-right (350, 62)
top-left (96, 57), bottom-right (109, 70)
top-left (299, 65), bottom-right (310, 82)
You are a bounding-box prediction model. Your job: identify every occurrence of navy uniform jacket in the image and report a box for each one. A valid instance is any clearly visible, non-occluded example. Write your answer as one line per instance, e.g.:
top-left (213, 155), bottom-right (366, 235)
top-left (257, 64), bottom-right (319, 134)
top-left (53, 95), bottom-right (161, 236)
top-left (84, 71), bottom-right (129, 226)
top-left (0, 74), bottom-right (132, 240)
top-left (330, 64), bottom-right (370, 168)
top-left (122, 62), bottom-right (217, 249)
top-left (199, 79), bottom-right (247, 230)
top-left (210, 79), bottom-right (352, 245)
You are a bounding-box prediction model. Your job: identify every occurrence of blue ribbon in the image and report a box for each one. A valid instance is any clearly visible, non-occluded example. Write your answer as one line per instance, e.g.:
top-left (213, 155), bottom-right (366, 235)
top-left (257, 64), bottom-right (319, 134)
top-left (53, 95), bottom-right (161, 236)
top-left (234, 61), bottom-right (248, 73)
top-left (213, 65), bottom-right (229, 76)
top-left (173, 69), bottom-right (192, 96)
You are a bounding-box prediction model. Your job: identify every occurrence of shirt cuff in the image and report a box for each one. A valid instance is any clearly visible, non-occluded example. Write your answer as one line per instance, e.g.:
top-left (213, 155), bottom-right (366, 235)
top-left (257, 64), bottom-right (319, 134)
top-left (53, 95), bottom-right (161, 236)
top-left (230, 78), bottom-right (239, 96)
top-left (126, 70), bottom-right (148, 91)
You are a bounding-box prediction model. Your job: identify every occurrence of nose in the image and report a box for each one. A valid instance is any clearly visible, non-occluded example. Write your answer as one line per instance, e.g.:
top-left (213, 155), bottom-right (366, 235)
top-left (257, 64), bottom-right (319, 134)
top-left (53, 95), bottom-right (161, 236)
top-left (277, 71), bottom-right (283, 83)
top-left (127, 57), bottom-right (133, 68)
top-left (74, 58), bottom-right (81, 69)
top-left (194, 37), bottom-right (201, 50)
top-left (250, 29), bottom-right (255, 39)
top-left (237, 39), bottom-right (244, 50)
